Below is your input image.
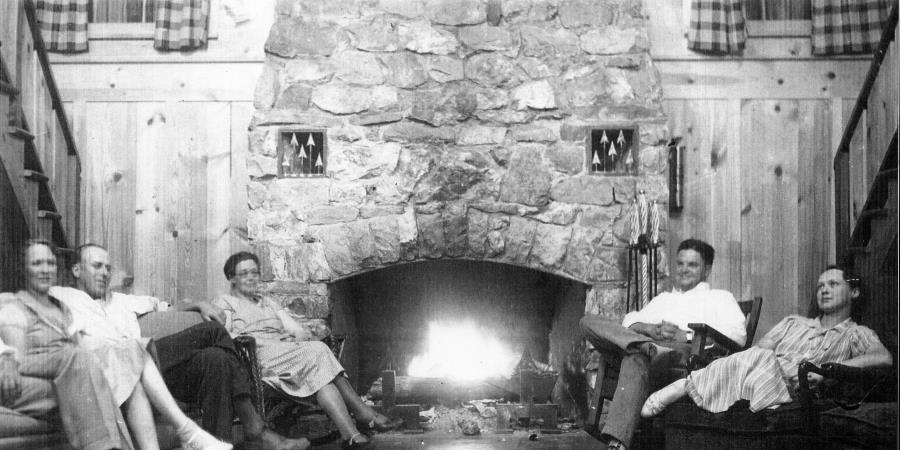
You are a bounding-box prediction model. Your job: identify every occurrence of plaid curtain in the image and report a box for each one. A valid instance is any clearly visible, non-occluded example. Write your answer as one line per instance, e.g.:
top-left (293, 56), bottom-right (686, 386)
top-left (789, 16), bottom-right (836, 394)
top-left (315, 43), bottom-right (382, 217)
top-left (812, 0), bottom-right (891, 55)
top-left (687, 0), bottom-right (748, 54)
top-left (33, 0), bottom-right (89, 53)
top-left (154, 0), bottom-right (209, 51)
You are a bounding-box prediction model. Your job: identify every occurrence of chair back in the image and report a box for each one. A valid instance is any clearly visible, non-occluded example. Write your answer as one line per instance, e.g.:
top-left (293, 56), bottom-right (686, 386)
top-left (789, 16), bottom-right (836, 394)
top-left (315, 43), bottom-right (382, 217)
top-left (739, 297), bottom-right (763, 349)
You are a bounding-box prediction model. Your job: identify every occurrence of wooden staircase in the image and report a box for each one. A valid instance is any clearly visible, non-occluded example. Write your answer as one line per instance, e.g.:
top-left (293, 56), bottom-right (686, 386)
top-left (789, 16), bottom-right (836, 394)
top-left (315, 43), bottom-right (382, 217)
top-left (1, 0), bottom-right (81, 290)
top-left (834, 5), bottom-right (898, 353)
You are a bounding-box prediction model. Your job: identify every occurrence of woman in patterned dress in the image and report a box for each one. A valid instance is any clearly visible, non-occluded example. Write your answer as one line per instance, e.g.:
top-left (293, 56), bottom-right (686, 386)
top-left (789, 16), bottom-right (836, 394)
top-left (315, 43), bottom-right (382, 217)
top-left (213, 252), bottom-right (401, 449)
top-left (0, 240), bottom-right (230, 450)
top-left (641, 265), bottom-right (893, 417)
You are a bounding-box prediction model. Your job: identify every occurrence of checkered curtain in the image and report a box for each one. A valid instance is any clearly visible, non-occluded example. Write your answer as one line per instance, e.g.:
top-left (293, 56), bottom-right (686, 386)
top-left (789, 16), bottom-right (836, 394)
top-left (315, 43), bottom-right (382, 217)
top-left (687, 0), bottom-right (748, 54)
top-left (33, 0), bottom-right (89, 53)
top-left (154, 0), bottom-right (209, 51)
top-left (812, 0), bottom-right (892, 55)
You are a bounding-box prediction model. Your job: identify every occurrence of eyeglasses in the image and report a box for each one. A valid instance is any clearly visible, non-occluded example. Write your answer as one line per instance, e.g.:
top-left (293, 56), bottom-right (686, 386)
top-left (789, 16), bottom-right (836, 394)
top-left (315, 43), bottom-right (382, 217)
top-left (235, 270), bottom-right (260, 278)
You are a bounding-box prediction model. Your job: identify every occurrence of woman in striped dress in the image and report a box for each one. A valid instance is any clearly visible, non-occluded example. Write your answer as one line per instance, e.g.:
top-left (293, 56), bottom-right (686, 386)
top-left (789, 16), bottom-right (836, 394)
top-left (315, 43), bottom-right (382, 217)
top-left (641, 265), bottom-right (892, 416)
top-left (213, 252), bottom-right (400, 449)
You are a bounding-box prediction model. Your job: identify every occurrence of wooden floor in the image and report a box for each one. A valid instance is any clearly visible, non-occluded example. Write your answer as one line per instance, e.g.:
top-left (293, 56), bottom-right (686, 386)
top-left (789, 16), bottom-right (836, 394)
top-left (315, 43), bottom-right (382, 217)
top-left (314, 430), bottom-right (601, 449)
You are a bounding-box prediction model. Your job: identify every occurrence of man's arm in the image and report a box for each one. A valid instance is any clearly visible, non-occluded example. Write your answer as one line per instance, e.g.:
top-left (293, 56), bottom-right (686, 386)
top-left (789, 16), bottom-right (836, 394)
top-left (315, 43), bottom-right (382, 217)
top-left (628, 322), bottom-right (667, 341)
top-left (175, 299), bottom-right (226, 324)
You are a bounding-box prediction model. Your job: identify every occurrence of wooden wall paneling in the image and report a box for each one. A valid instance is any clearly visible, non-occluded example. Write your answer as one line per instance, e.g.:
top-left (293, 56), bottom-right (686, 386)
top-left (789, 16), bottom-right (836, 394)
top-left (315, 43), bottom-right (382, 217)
top-left (741, 99), bottom-right (801, 335)
top-left (796, 101), bottom-right (832, 316)
top-left (663, 99), bottom-right (743, 297)
top-left (81, 102), bottom-right (137, 291)
top-left (227, 102), bottom-right (253, 278)
top-left (1, 0), bottom-right (21, 87)
top-left (204, 102), bottom-right (233, 300)
top-left (847, 101), bottom-right (867, 226)
top-left (132, 102), bottom-right (168, 300)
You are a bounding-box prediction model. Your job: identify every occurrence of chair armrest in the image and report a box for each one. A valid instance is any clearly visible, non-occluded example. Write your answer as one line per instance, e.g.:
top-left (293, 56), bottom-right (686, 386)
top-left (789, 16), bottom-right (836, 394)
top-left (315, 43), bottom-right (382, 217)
top-left (233, 335), bottom-right (265, 416)
top-left (687, 323), bottom-right (743, 370)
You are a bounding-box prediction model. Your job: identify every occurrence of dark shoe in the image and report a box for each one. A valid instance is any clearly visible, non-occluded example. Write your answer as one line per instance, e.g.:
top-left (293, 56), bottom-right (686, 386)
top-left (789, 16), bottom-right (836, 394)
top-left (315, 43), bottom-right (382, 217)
top-left (359, 413), bottom-right (403, 433)
top-left (342, 433), bottom-right (371, 449)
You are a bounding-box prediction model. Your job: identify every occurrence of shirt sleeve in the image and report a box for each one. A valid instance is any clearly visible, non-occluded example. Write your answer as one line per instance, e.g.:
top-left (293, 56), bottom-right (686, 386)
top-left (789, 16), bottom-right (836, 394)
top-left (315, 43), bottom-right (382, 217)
top-left (621, 294), bottom-right (668, 328)
top-left (211, 295), bottom-right (235, 333)
top-left (849, 325), bottom-right (887, 359)
top-left (706, 291), bottom-right (747, 346)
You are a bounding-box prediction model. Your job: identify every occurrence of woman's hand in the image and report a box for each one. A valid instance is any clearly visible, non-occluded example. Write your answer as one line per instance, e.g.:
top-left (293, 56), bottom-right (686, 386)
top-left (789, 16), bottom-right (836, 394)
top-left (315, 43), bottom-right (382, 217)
top-left (0, 355), bottom-right (21, 407)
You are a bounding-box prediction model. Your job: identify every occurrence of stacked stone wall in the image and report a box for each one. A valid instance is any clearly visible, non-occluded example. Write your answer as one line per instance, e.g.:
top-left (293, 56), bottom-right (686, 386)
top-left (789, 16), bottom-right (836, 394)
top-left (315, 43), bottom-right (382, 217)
top-left (248, 0), bottom-right (668, 335)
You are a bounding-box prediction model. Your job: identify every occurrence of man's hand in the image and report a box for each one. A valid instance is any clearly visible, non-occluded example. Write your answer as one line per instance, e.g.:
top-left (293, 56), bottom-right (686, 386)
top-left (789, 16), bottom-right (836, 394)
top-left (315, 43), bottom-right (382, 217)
top-left (630, 322), bottom-right (665, 341)
top-left (659, 321), bottom-right (689, 343)
top-left (0, 355), bottom-right (21, 407)
top-left (806, 372), bottom-right (825, 389)
top-left (192, 301), bottom-right (226, 324)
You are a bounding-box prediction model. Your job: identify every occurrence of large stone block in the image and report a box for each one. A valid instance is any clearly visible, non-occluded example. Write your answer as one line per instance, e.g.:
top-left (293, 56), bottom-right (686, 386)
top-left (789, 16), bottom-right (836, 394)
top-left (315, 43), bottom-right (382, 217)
top-left (274, 84), bottom-right (312, 110)
top-left (561, 225), bottom-right (605, 282)
top-left (474, 87), bottom-right (509, 110)
top-left (377, 0), bottom-right (426, 18)
top-left (512, 80), bottom-right (557, 110)
top-left (545, 143), bottom-right (583, 174)
top-left (424, 55), bottom-right (465, 83)
top-left (457, 125), bottom-right (507, 145)
top-left (425, 0), bottom-right (486, 25)
top-left (254, 60), bottom-right (280, 110)
top-left (306, 206), bottom-right (360, 225)
top-left (499, 145), bottom-right (553, 207)
top-left (349, 15), bottom-right (402, 51)
top-left (584, 284), bottom-right (626, 318)
top-left (416, 212), bottom-right (446, 258)
top-left (282, 58), bottom-right (334, 83)
top-left (558, 0), bottom-right (614, 28)
top-left (370, 212), bottom-right (418, 265)
top-left (266, 17), bottom-right (339, 58)
top-left (465, 208), bottom-right (490, 257)
top-left (311, 82), bottom-right (373, 114)
top-left (333, 50), bottom-right (386, 85)
top-left (519, 25), bottom-right (580, 58)
top-left (459, 24), bottom-right (518, 51)
top-left (501, 216), bottom-right (537, 265)
top-left (399, 20), bottom-right (459, 55)
top-left (408, 84), bottom-right (477, 126)
top-left (529, 202), bottom-right (581, 225)
top-left (413, 158), bottom-right (487, 203)
top-left (531, 222), bottom-right (572, 269)
top-left (550, 176), bottom-right (615, 205)
top-left (443, 203), bottom-right (469, 257)
top-left (329, 141), bottom-right (402, 181)
top-left (465, 53), bottom-right (525, 87)
top-left (510, 124), bottom-right (556, 143)
top-left (382, 122), bottom-right (457, 143)
top-left (581, 27), bottom-right (637, 55)
top-left (381, 53), bottom-right (429, 88)
top-left (559, 71), bottom-right (607, 109)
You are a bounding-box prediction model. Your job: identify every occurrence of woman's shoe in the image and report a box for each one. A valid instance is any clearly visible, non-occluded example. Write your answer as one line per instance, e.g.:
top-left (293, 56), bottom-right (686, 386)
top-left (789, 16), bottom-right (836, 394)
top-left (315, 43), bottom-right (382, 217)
top-left (342, 433), bottom-right (371, 449)
top-left (359, 413), bottom-right (403, 433)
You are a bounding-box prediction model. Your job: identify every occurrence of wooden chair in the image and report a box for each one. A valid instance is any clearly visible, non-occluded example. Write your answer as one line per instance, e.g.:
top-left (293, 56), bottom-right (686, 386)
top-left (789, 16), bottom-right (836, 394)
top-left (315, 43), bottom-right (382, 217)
top-left (586, 297), bottom-right (764, 433)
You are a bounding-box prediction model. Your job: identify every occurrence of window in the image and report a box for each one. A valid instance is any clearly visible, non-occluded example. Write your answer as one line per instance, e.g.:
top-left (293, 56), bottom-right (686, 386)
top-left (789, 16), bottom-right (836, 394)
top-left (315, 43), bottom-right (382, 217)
top-left (744, 0), bottom-right (812, 37)
top-left (86, 0), bottom-right (218, 40)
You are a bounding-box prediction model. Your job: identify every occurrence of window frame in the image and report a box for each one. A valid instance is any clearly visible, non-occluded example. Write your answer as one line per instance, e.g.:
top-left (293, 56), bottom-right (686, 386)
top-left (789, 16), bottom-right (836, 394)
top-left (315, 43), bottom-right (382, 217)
top-left (86, 0), bottom-right (219, 40)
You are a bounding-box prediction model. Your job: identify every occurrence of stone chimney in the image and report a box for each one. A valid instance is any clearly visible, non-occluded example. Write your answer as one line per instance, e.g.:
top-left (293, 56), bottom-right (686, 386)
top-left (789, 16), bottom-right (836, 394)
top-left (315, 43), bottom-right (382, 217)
top-left (247, 0), bottom-right (668, 337)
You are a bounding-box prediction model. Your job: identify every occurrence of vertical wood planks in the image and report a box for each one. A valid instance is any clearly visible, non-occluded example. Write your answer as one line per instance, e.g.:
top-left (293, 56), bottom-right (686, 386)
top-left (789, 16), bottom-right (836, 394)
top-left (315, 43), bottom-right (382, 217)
top-left (205, 102), bottom-right (232, 300)
top-left (133, 102), bottom-right (167, 299)
top-left (663, 99), bottom-right (742, 297)
top-left (796, 101), bottom-right (831, 316)
top-left (741, 99), bottom-right (800, 334)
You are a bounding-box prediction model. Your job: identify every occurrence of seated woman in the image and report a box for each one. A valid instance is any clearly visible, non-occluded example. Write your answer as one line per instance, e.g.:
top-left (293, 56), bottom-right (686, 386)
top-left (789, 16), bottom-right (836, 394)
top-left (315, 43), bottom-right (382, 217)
top-left (641, 265), bottom-right (893, 417)
top-left (213, 252), bottom-right (401, 449)
top-left (0, 240), bottom-right (230, 450)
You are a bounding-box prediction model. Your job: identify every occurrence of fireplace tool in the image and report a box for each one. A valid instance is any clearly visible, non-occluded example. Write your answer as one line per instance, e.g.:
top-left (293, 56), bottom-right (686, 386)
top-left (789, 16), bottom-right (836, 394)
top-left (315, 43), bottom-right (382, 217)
top-left (625, 191), bottom-right (661, 312)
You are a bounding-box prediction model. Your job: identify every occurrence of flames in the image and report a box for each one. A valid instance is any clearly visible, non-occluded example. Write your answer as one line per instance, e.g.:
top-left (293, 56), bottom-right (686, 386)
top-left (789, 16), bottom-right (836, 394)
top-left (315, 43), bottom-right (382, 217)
top-left (407, 321), bottom-right (521, 381)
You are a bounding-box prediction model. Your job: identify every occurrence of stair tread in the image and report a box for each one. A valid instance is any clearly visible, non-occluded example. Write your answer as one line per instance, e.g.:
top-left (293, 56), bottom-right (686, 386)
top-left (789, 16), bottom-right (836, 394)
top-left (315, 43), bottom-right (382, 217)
top-left (7, 126), bottom-right (35, 140)
top-left (0, 80), bottom-right (17, 96)
top-left (36, 210), bottom-right (62, 219)
top-left (22, 169), bottom-right (49, 182)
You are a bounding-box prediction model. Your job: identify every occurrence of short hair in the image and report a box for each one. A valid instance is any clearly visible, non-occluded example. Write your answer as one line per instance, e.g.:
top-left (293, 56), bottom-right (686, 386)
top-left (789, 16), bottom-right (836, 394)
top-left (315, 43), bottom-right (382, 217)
top-left (823, 263), bottom-right (861, 289)
top-left (223, 251), bottom-right (260, 280)
top-left (73, 243), bottom-right (107, 268)
top-left (677, 238), bottom-right (715, 266)
top-left (21, 239), bottom-right (57, 266)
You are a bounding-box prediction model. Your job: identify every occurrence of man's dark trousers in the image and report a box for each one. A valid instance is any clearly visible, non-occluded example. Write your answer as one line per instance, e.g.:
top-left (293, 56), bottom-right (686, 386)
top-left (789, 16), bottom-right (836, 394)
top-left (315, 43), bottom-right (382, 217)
top-left (154, 321), bottom-right (252, 440)
top-left (580, 315), bottom-right (691, 448)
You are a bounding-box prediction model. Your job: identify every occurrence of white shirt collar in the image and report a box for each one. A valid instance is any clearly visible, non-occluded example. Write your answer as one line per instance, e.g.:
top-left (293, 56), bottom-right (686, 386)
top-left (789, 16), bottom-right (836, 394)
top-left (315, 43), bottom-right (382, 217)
top-left (673, 281), bottom-right (710, 294)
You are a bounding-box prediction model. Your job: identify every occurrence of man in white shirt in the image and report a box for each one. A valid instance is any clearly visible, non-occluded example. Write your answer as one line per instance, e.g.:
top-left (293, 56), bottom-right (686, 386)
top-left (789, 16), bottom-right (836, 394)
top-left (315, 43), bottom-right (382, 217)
top-left (51, 244), bottom-right (308, 450)
top-left (580, 239), bottom-right (746, 450)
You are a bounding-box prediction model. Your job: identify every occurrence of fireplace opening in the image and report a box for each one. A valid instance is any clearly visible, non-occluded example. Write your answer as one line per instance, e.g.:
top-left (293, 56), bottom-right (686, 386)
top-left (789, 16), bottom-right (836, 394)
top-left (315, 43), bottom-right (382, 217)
top-left (329, 260), bottom-right (589, 412)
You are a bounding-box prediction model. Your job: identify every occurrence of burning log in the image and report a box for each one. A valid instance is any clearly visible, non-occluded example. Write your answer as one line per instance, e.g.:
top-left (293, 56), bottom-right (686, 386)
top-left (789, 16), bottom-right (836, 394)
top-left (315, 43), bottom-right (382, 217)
top-left (367, 376), bottom-right (520, 403)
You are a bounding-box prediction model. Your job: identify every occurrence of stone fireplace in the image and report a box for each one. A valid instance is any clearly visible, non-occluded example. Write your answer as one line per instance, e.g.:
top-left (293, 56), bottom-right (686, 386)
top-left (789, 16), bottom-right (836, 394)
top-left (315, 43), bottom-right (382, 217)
top-left (246, 0), bottom-right (668, 415)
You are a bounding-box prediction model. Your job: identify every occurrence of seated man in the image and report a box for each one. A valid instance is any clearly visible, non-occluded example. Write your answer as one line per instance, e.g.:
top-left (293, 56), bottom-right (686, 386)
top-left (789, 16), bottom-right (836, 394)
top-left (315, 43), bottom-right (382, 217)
top-left (580, 238), bottom-right (746, 450)
top-left (641, 264), bottom-right (892, 416)
top-left (51, 244), bottom-right (308, 450)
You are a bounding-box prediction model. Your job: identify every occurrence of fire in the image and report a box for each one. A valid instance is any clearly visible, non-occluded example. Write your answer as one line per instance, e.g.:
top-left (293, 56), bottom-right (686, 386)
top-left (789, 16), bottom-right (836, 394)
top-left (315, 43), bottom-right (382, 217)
top-left (407, 321), bottom-right (521, 381)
